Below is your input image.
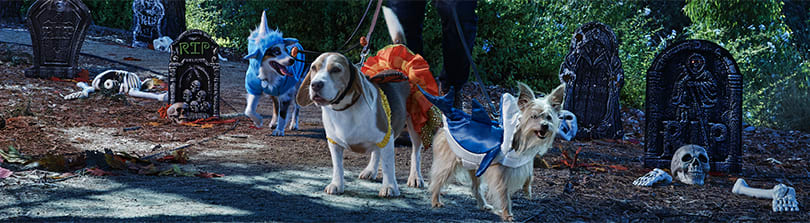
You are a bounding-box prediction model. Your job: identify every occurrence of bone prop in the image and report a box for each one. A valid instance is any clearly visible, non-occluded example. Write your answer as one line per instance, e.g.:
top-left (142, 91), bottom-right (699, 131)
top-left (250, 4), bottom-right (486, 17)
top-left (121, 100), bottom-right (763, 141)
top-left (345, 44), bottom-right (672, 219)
top-left (127, 89), bottom-right (168, 102)
top-left (732, 178), bottom-right (800, 212)
top-left (64, 82), bottom-right (96, 100)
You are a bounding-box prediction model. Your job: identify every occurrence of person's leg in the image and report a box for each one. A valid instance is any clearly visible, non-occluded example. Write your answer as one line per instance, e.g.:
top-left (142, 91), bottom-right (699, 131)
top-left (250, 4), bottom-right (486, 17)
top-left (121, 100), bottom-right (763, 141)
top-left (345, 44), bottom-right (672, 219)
top-left (435, 0), bottom-right (478, 93)
top-left (388, 0), bottom-right (427, 55)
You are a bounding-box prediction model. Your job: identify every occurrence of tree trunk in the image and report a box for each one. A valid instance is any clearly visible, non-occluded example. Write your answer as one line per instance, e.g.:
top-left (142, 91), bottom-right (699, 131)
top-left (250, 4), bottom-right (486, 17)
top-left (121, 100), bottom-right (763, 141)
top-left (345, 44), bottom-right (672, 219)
top-left (161, 0), bottom-right (186, 40)
top-left (0, 0), bottom-right (24, 24)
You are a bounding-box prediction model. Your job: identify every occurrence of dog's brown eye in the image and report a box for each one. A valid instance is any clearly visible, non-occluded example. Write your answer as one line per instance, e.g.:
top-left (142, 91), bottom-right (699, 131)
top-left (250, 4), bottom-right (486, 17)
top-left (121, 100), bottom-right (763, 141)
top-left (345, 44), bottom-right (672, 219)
top-left (531, 114), bottom-right (540, 119)
top-left (310, 65), bottom-right (318, 71)
top-left (546, 114), bottom-right (552, 121)
top-left (330, 67), bottom-right (342, 73)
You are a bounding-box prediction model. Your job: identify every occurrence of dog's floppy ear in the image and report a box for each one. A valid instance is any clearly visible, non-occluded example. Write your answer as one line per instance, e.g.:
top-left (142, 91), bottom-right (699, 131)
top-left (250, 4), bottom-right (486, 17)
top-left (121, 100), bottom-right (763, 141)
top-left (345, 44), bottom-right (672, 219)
top-left (547, 84), bottom-right (565, 112)
top-left (296, 65), bottom-right (314, 106)
top-left (516, 81), bottom-right (535, 111)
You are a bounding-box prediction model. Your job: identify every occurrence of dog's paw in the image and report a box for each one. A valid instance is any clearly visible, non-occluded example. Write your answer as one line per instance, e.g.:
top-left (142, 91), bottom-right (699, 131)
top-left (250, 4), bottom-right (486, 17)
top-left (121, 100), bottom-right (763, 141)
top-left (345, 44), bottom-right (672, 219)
top-left (523, 192), bottom-right (533, 200)
top-left (358, 169), bottom-right (378, 181)
top-left (287, 124), bottom-right (298, 131)
top-left (270, 129), bottom-right (285, 136)
top-left (378, 184), bottom-right (400, 197)
top-left (407, 175), bottom-right (425, 188)
top-left (324, 183), bottom-right (344, 195)
top-left (477, 203), bottom-right (493, 211)
top-left (501, 214), bottom-right (514, 222)
top-left (431, 200), bottom-right (444, 208)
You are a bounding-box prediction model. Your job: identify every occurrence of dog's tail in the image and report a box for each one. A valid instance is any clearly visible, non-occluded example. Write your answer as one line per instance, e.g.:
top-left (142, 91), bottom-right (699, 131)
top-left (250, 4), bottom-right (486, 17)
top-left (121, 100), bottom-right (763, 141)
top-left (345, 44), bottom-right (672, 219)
top-left (382, 6), bottom-right (406, 45)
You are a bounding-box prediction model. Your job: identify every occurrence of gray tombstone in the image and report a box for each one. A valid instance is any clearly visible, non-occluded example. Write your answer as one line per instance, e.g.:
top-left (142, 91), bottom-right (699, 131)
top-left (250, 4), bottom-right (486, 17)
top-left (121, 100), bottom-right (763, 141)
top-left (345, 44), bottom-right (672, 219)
top-left (168, 29), bottom-right (220, 120)
top-left (558, 22), bottom-right (624, 140)
top-left (25, 0), bottom-right (91, 79)
top-left (644, 40), bottom-right (743, 173)
top-left (132, 0), bottom-right (165, 48)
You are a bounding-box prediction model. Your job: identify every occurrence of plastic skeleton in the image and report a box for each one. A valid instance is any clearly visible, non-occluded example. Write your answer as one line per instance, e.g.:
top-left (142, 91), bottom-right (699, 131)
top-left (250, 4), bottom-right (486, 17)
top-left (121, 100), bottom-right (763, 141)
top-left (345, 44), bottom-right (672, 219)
top-left (63, 70), bottom-right (167, 101)
top-left (733, 178), bottom-right (800, 212)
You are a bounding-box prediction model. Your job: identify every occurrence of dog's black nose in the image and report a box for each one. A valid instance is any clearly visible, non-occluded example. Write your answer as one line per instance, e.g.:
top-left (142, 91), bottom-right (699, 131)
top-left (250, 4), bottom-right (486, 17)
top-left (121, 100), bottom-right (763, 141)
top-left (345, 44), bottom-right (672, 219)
top-left (284, 59), bottom-right (294, 66)
top-left (541, 124), bottom-right (549, 131)
top-left (311, 81), bottom-right (324, 91)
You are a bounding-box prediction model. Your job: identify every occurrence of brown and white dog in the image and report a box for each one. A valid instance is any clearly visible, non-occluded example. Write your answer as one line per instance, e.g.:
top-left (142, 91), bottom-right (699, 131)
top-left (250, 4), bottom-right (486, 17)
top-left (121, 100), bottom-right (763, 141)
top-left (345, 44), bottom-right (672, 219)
top-left (429, 82), bottom-right (565, 221)
top-left (294, 7), bottom-right (424, 197)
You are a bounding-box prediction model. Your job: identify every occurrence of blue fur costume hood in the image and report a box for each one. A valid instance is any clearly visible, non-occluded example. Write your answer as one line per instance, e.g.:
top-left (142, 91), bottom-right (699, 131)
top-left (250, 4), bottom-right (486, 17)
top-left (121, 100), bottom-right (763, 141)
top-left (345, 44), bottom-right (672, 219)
top-left (243, 11), bottom-right (307, 96)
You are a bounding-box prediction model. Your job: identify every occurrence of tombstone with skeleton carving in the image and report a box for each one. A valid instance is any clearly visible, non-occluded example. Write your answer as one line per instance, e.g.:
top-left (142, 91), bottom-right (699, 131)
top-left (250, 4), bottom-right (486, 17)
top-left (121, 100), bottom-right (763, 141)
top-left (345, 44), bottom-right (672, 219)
top-left (644, 40), bottom-right (743, 174)
top-left (132, 0), bottom-right (165, 48)
top-left (558, 22), bottom-right (624, 140)
top-left (168, 29), bottom-right (220, 121)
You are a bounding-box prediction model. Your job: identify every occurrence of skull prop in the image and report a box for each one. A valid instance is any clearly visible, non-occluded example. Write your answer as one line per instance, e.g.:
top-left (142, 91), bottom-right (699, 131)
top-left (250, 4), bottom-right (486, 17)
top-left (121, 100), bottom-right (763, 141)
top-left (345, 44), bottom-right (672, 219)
top-left (557, 110), bottom-right (578, 141)
top-left (166, 102), bottom-right (188, 124)
top-left (670, 144), bottom-right (710, 185)
top-left (153, 36), bottom-right (173, 52)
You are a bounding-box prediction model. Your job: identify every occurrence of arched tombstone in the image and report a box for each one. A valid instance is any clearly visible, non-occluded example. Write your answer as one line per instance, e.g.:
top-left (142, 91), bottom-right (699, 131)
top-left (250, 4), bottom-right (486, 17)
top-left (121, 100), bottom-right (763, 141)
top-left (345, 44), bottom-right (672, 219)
top-left (25, 0), bottom-right (91, 79)
top-left (132, 0), bottom-right (165, 48)
top-left (644, 40), bottom-right (743, 173)
top-left (558, 22), bottom-right (624, 140)
top-left (168, 29), bottom-right (220, 120)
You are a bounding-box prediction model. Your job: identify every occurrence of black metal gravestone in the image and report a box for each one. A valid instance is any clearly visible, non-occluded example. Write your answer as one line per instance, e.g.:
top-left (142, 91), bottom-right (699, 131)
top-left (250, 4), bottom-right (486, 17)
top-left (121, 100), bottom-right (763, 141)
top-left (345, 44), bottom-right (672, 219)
top-left (132, 0), bottom-right (165, 48)
top-left (558, 22), bottom-right (624, 139)
top-left (25, 0), bottom-right (91, 79)
top-left (644, 40), bottom-right (743, 173)
top-left (168, 29), bottom-right (220, 120)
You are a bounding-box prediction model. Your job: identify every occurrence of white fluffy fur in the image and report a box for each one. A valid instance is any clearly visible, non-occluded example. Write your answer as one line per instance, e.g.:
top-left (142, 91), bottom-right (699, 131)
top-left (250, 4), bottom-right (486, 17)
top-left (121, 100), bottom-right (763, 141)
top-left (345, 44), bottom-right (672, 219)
top-left (430, 83), bottom-right (565, 221)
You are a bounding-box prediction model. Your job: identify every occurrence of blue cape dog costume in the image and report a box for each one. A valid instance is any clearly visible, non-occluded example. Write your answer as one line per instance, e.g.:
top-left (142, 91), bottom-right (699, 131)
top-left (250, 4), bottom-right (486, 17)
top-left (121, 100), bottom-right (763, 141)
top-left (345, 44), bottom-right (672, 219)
top-left (243, 29), bottom-right (307, 96)
top-left (417, 86), bottom-right (577, 177)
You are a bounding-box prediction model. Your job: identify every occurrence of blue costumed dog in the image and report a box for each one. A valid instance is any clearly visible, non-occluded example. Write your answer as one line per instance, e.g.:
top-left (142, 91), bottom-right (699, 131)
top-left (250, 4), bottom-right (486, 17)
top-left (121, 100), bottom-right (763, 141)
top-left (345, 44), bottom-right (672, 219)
top-left (243, 11), bottom-right (308, 136)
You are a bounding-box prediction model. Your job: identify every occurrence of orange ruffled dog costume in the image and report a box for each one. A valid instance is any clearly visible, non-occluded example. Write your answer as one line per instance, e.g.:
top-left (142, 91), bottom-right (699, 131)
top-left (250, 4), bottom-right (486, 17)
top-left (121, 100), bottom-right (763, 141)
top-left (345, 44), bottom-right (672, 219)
top-left (361, 44), bottom-right (441, 147)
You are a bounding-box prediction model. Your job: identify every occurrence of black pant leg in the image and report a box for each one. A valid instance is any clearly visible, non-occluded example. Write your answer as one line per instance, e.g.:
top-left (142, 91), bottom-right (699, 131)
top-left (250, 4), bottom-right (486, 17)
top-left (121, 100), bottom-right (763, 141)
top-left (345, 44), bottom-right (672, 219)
top-left (388, 0), bottom-right (427, 55)
top-left (435, 0), bottom-right (478, 92)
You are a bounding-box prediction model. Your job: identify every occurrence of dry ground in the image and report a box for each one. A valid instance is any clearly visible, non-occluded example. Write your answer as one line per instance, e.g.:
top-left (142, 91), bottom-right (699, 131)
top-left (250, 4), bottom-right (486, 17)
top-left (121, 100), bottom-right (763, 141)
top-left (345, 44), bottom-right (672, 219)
top-left (1, 42), bottom-right (809, 222)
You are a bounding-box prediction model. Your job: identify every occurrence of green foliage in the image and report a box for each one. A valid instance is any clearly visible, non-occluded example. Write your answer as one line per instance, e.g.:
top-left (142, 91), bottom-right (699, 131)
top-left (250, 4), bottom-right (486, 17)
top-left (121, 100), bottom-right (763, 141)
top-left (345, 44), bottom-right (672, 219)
top-left (684, 0), bottom-right (810, 131)
top-left (19, 0), bottom-right (133, 30)
top-left (84, 0), bottom-right (134, 30)
top-left (185, 0), bottom-right (393, 62)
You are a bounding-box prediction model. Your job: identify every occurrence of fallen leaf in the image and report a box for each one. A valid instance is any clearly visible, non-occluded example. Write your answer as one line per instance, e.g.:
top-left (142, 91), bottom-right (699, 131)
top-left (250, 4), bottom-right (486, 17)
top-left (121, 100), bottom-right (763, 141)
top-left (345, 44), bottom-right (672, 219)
top-left (608, 165), bottom-right (629, 171)
top-left (157, 149), bottom-right (189, 164)
top-left (86, 167), bottom-right (119, 176)
top-left (0, 145), bottom-right (31, 164)
top-left (147, 122), bottom-right (161, 127)
top-left (123, 57), bottom-right (142, 61)
top-left (75, 69), bottom-right (90, 83)
top-left (31, 154), bottom-right (68, 172)
top-left (159, 165), bottom-right (196, 177)
top-left (0, 167), bottom-right (12, 178)
top-left (195, 171), bottom-right (224, 178)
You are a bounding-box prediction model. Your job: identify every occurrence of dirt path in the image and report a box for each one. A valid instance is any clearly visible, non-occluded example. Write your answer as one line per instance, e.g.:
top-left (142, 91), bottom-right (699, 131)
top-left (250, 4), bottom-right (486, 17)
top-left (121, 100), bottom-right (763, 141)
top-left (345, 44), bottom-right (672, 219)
top-left (2, 28), bottom-right (809, 222)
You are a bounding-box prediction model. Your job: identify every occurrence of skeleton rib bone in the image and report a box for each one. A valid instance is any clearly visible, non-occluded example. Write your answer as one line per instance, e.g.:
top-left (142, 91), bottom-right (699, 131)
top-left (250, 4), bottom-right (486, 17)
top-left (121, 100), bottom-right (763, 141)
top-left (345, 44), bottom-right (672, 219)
top-left (732, 178), bottom-right (800, 212)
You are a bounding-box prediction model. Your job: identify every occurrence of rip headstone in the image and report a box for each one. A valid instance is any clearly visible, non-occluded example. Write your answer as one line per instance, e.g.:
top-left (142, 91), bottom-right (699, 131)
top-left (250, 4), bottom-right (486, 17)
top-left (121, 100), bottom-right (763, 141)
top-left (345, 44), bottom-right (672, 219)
top-left (131, 0), bottom-right (165, 48)
top-left (644, 40), bottom-right (743, 173)
top-left (168, 29), bottom-right (220, 120)
top-left (558, 22), bottom-right (624, 139)
top-left (25, 0), bottom-right (91, 79)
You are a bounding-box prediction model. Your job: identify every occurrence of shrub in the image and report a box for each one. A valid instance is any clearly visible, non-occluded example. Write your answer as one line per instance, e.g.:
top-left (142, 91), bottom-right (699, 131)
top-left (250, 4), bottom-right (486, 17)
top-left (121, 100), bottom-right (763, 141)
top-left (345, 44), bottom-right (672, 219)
top-left (684, 0), bottom-right (810, 131)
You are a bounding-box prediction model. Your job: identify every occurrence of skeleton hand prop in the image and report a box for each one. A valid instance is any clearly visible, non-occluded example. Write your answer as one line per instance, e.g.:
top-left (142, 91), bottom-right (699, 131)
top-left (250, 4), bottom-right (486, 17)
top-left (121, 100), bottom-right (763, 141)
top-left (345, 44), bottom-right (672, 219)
top-left (64, 82), bottom-right (95, 100)
top-left (732, 178), bottom-right (800, 212)
top-left (633, 168), bottom-right (672, 186)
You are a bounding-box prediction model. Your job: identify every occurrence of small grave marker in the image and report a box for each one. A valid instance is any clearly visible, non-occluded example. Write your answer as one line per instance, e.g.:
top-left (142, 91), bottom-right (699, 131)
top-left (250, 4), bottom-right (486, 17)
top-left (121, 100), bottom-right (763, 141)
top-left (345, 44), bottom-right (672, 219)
top-left (25, 0), bottom-right (91, 79)
top-left (132, 0), bottom-right (165, 48)
top-left (168, 29), bottom-right (220, 120)
top-left (558, 22), bottom-right (624, 139)
top-left (644, 40), bottom-right (743, 173)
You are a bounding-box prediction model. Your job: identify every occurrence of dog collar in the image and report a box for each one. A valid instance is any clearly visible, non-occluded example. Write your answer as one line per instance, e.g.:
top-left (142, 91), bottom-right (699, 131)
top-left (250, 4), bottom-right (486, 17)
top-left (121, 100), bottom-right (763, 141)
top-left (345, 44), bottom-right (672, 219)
top-left (329, 68), bottom-right (356, 105)
top-left (327, 88), bottom-right (392, 148)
